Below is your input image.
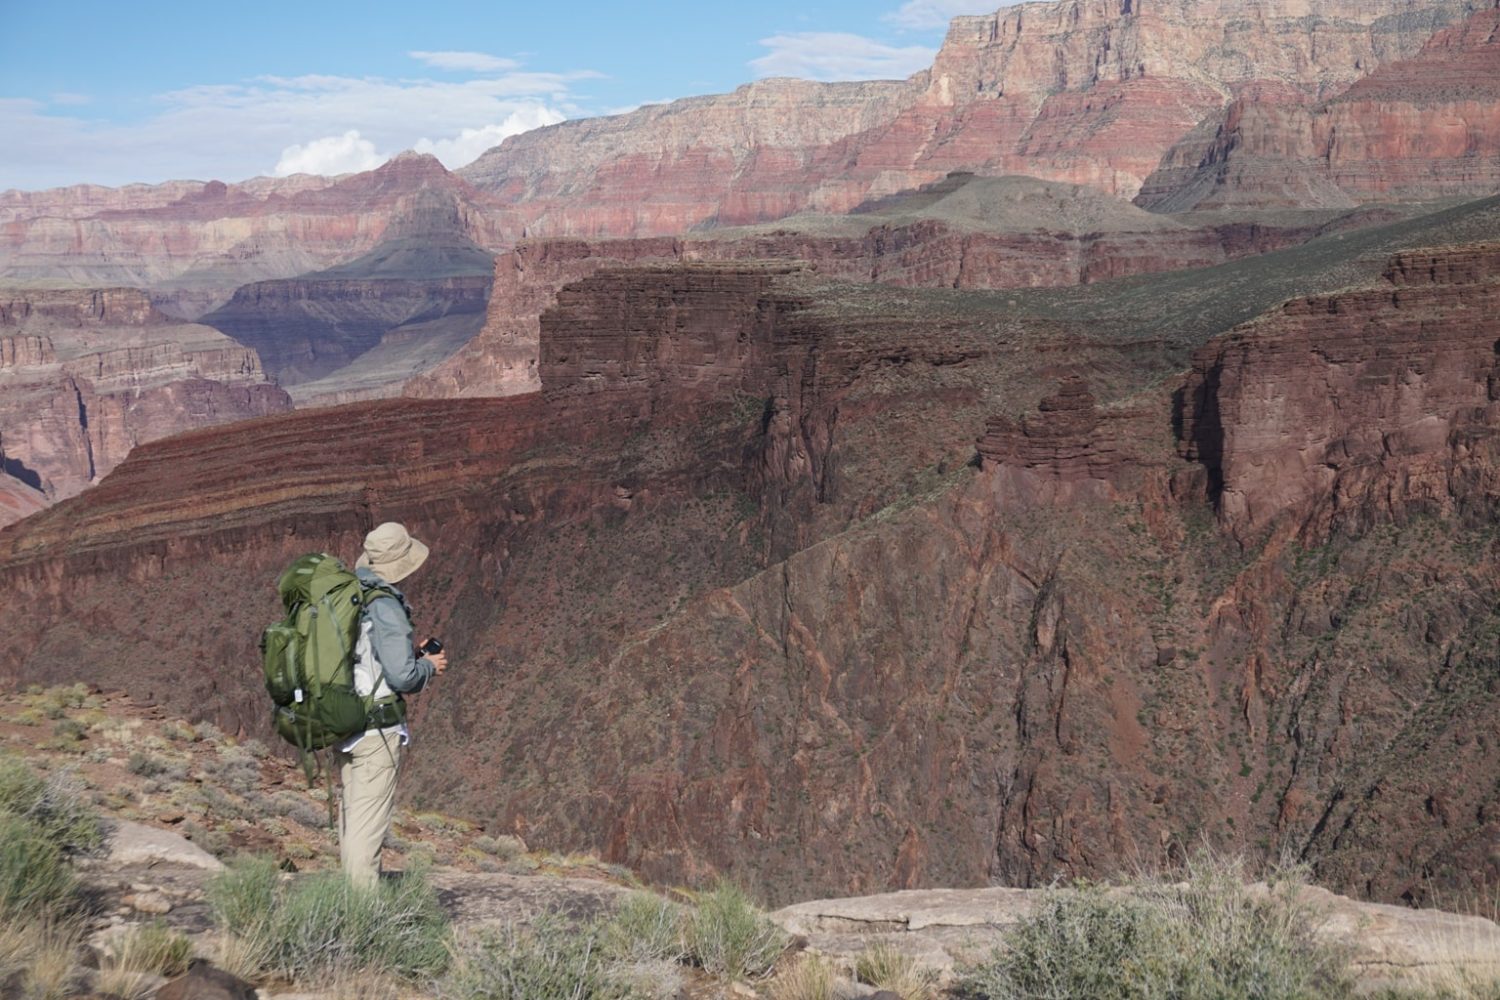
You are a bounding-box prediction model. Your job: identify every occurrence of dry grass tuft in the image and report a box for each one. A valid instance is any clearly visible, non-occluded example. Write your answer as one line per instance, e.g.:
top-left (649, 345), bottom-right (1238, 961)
top-left (769, 951), bottom-right (838, 1000)
top-left (856, 940), bottom-right (939, 1000)
top-left (0, 919), bottom-right (86, 1000)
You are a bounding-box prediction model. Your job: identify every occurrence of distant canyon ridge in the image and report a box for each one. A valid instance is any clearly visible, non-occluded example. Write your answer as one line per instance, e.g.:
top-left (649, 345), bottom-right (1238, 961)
top-left (5, 0), bottom-right (1498, 520)
top-left (2, 0), bottom-right (1500, 908)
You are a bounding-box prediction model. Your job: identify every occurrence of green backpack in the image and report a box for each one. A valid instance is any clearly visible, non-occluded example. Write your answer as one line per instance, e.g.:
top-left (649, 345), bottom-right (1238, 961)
top-left (261, 553), bottom-right (407, 761)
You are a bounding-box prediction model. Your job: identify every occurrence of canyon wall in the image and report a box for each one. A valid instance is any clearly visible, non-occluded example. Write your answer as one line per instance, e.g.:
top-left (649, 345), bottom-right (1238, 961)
top-left (1, 246), bottom-right (1497, 906)
top-left (0, 287), bottom-right (290, 526)
top-left (0, 155), bottom-right (507, 316)
top-left (460, 0), bottom-right (1482, 235)
top-left (408, 171), bottom-right (1364, 401)
top-left (4, 0), bottom-right (1491, 311)
top-left (204, 274), bottom-right (492, 386)
top-left (1138, 5), bottom-right (1500, 210)
top-left (1178, 242), bottom-right (1500, 538)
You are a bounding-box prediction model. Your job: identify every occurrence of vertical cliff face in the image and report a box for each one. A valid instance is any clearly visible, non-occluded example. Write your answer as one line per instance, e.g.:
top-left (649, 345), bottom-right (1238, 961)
top-left (1178, 243), bottom-right (1500, 539)
top-left (0, 287), bottom-right (290, 526)
top-left (404, 238), bottom-right (685, 399)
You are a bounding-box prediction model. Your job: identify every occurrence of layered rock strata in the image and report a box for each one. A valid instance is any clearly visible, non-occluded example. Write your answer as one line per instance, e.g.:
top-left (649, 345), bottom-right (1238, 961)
top-left (406, 172), bottom-right (1369, 400)
top-left (461, 0), bottom-right (1480, 233)
top-left (1178, 241), bottom-right (1500, 538)
top-left (2, 248), bottom-right (1499, 911)
top-left (0, 155), bottom-right (506, 316)
top-left (5, 0), bottom-right (1487, 312)
top-left (0, 288), bottom-right (289, 525)
top-left (1138, 5), bottom-right (1500, 211)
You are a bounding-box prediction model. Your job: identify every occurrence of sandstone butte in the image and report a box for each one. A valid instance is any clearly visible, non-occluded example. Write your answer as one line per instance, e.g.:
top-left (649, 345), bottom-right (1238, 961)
top-left (0, 287), bottom-right (290, 528)
top-left (3, 0), bottom-right (1497, 306)
top-left (2, 243), bottom-right (1498, 912)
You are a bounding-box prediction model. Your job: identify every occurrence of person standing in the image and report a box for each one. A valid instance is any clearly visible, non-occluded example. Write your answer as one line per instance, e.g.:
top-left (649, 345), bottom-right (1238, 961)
top-left (334, 521), bottom-right (448, 888)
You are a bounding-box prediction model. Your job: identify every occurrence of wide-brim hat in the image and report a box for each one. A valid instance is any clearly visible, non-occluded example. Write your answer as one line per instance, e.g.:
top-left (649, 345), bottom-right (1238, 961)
top-left (356, 521), bottom-right (429, 583)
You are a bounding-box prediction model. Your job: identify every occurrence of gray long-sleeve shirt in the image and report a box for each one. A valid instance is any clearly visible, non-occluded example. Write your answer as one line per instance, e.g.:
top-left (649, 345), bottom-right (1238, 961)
top-left (355, 566), bottom-right (434, 695)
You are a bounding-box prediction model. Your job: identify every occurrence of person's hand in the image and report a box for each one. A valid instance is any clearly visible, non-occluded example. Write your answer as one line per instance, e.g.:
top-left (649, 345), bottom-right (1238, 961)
top-left (427, 651), bottom-right (448, 676)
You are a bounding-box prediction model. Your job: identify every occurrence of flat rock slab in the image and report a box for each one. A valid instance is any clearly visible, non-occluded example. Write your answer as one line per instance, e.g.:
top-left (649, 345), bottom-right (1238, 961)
top-left (772, 884), bottom-right (1500, 988)
top-left (430, 870), bottom-right (632, 931)
top-left (100, 819), bottom-right (225, 871)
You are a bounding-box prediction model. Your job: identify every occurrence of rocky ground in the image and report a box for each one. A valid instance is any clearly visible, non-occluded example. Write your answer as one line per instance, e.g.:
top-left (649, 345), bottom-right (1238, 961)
top-left (4, 683), bottom-right (1498, 1000)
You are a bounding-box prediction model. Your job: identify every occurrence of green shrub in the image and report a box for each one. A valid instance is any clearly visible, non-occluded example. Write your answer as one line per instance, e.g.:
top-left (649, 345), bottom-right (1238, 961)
top-left (960, 887), bottom-right (1170, 1000)
top-left (958, 855), bottom-right (1356, 1000)
top-left (472, 835), bottom-right (526, 861)
top-left (207, 857), bottom-right (450, 983)
top-left (207, 857), bottom-right (281, 938)
top-left (441, 914), bottom-right (640, 1000)
top-left (602, 890), bottom-right (685, 964)
top-left (0, 812), bottom-right (77, 918)
top-left (0, 755), bottom-right (103, 855)
top-left (682, 881), bottom-right (787, 983)
top-left (126, 752), bottom-right (170, 778)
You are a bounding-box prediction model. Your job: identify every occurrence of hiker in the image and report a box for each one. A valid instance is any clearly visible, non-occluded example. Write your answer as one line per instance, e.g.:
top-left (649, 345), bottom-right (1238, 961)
top-left (335, 521), bottom-right (448, 888)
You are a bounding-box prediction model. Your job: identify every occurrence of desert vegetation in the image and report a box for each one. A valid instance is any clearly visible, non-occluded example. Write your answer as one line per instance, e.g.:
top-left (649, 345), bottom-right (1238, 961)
top-left (1, 685), bottom-right (1498, 999)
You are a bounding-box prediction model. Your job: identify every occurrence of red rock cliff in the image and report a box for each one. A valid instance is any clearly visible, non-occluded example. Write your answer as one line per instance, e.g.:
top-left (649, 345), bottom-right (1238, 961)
top-left (1138, 4), bottom-right (1500, 210)
top-left (461, 0), bottom-right (1478, 234)
top-left (0, 287), bottom-right (290, 525)
top-left (1178, 242), bottom-right (1500, 539)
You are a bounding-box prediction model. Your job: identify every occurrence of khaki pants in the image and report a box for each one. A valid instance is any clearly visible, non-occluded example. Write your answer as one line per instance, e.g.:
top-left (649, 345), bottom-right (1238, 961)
top-left (334, 729), bottom-right (403, 890)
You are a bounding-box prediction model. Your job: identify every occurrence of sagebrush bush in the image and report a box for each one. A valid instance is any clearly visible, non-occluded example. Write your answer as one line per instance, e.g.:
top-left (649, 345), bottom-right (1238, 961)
top-left (126, 752), bottom-right (170, 778)
top-left (472, 834), bottom-right (526, 861)
top-left (0, 755), bottom-right (103, 855)
top-left (959, 854), bottom-right (1356, 1000)
top-left (683, 881), bottom-right (787, 983)
top-left (441, 914), bottom-right (640, 1000)
top-left (207, 857), bottom-right (450, 983)
top-left (602, 891), bottom-right (685, 964)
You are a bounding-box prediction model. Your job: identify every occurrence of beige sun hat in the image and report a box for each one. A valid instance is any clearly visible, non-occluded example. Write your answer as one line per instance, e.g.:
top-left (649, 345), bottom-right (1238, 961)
top-left (356, 522), bottom-right (430, 583)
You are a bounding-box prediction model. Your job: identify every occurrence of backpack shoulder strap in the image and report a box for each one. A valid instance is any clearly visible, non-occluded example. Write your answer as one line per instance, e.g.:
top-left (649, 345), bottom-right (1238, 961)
top-left (359, 581), bottom-right (407, 620)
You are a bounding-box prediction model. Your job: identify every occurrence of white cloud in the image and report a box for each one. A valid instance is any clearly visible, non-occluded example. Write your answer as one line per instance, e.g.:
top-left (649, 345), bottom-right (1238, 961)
top-left (0, 63), bottom-right (595, 189)
top-left (50, 92), bottom-right (92, 106)
top-left (750, 32), bottom-right (936, 82)
top-left (412, 106), bottom-right (566, 168)
top-left (274, 129), bottom-right (384, 176)
top-left (885, 1), bottom-right (1019, 31)
top-left (409, 50), bottom-right (519, 73)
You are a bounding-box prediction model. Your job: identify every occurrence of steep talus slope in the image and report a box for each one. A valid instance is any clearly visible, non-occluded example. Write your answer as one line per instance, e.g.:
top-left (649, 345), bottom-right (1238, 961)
top-left (0, 287), bottom-right (289, 527)
top-left (2, 244), bottom-right (1499, 908)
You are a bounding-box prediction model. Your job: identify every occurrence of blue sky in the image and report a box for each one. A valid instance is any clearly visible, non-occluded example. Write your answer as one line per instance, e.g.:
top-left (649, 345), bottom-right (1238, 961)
top-left (0, 0), bottom-right (1017, 191)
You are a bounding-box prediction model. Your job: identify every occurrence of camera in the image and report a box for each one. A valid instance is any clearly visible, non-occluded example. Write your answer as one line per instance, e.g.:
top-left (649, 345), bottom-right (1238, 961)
top-left (417, 637), bottom-right (443, 658)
